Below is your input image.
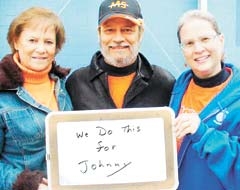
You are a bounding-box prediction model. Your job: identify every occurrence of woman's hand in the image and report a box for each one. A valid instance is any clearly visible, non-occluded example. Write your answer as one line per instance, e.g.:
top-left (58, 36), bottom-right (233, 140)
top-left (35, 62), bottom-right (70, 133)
top-left (174, 112), bottom-right (201, 139)
top-left (38, 178), bottom-right (48, 190)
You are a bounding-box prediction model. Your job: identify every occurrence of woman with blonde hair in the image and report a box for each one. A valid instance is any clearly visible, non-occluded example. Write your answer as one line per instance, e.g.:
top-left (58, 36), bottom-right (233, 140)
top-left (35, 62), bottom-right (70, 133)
top-left (0, 7), bottom-right (72, 190)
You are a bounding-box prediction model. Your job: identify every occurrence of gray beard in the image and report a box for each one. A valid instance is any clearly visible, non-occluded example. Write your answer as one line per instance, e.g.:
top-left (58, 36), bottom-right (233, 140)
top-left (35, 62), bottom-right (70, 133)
top-left (103, 56), bottom-right (137, 68)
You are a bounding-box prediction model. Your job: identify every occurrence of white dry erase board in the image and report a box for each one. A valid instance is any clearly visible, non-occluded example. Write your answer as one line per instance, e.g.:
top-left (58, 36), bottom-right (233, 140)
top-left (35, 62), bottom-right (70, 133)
top-left (45, 107), bottom-right (178, 190)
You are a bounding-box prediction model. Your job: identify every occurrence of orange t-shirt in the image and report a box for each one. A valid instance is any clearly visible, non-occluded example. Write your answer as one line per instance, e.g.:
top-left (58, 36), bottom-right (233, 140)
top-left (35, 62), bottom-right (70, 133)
top-left (108, 72), bottom-right (135, 108)
top-left (177, 75), bottom-right (231, 151)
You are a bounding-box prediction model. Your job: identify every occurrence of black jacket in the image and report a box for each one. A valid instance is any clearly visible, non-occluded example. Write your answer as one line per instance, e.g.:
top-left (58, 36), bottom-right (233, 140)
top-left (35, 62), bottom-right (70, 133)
top-left (66, 51), bottom-right (175, 110)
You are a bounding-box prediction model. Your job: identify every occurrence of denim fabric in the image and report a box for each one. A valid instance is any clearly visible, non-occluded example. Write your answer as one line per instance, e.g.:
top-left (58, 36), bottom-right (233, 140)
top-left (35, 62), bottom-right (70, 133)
top-left (0, 75), bottom-right (72, 190)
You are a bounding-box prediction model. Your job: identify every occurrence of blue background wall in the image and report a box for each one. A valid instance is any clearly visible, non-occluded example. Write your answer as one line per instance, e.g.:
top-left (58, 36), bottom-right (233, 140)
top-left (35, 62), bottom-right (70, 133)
top-left (0, 0), bottom-right (239, 77)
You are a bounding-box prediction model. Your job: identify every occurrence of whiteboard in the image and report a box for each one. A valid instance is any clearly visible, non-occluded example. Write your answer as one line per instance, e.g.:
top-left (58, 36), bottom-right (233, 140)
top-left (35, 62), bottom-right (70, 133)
top-left (45, 107), bottom-right (178, 190)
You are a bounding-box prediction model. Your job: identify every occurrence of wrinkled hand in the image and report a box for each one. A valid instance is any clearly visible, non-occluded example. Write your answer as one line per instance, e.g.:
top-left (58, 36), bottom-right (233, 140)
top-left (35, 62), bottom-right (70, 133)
top-left (38, 178), bottom-right (48, 190)
top-left (174, 112), bottom-right (201, 139)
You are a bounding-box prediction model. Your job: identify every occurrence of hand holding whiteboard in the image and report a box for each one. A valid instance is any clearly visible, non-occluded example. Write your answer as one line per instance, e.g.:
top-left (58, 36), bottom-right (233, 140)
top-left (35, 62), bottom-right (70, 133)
top-left (45, 107), bottom-right (178, 190)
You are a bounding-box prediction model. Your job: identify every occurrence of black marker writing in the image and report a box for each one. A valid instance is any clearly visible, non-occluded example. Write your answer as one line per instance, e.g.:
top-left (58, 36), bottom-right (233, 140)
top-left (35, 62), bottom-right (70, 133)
top-left (76, 131), bottom-right (88, 138)
top-left (78, 160), bottom-right (132, 177)
top-left (96, 141), bottom-right (116, 152)
top-left (107, 161), bottom-right (132, 177)
top-left (96, 126), bottom-right (113, 136)
top-left (122, 125), bottom-right (141, 133)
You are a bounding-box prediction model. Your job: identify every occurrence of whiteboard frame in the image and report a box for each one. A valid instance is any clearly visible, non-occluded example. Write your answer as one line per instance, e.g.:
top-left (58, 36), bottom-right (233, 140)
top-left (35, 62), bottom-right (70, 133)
top-left (45, 107), bottom-right (178, 190)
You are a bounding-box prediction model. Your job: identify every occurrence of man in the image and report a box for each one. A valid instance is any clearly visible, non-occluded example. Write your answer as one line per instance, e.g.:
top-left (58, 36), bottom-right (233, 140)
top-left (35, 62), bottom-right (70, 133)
top-left (66, 0), bottom-right (175, 109)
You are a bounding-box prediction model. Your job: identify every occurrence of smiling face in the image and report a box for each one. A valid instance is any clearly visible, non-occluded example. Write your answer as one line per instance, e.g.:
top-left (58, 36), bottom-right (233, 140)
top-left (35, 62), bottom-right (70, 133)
top-left (179, 18), bottom-right (224, 79)
top-left (98, 17), bottom-right (143, 68)
top-left (14, 23), bottom-right (57, 72)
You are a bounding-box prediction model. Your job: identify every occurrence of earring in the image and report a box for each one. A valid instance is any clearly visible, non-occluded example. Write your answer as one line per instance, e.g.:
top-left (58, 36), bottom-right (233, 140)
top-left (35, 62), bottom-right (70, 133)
top-left (184, 62), bottom-right (188, 67)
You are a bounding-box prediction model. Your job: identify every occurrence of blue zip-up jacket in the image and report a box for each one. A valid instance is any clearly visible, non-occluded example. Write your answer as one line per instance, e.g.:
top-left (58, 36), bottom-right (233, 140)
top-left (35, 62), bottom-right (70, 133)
top-left (0, 54), bottom-right (73, 190)
top-left (170, 63), bottom-right (240, 190)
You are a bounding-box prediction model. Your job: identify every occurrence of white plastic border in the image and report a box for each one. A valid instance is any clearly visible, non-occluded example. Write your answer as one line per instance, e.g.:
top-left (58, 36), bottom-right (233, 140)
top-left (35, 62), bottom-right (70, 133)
top-left (198, 0), bottom-right (208, 11)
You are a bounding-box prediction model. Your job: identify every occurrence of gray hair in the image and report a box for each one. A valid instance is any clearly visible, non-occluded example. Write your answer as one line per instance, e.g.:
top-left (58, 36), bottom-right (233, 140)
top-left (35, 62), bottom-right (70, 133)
top-left (177, 9), bottom-right (221, 43)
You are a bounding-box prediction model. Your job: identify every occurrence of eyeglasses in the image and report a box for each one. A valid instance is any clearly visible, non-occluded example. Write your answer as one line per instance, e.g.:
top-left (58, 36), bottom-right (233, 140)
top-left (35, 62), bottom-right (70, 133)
top-left (180, 34), bottom-right (220, 51)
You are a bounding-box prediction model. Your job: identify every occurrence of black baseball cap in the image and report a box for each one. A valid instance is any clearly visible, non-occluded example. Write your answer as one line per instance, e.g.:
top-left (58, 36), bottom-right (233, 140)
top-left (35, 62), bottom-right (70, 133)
top-left (98, 0), bottom-right (143, 25)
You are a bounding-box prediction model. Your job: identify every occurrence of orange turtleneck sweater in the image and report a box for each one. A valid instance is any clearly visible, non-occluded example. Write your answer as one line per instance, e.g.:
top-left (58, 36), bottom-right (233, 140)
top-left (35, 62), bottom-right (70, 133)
top-left (14, 54), bottom-right (59, 111)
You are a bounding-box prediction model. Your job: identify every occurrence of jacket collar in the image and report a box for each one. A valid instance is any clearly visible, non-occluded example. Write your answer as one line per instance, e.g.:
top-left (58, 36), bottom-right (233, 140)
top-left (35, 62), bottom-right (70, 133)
top-left (89, 51), bottom-right (153, 81)
top-left (174, 63), bottom-right (240, 109)
top-left (0, 53), bottom-right (70, 91)
top-left (0, 54), bottom-right (24, 90)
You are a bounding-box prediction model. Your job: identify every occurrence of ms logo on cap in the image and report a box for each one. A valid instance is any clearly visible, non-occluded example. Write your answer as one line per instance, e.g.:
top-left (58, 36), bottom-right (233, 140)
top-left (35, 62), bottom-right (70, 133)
top-left (108, 0), bottom-right (128, 9)
top-left (98, 0), bottom-right (143, 25)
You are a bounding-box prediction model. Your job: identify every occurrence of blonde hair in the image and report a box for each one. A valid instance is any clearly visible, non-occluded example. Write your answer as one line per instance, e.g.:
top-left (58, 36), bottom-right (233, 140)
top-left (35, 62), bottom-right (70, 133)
top-left (7, 7), bottom-right (65, 54)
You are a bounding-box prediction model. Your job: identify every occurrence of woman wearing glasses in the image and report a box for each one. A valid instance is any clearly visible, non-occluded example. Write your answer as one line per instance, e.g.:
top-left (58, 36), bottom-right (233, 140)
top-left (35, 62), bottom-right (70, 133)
top-left (170, 10), bottom-right (240, 190)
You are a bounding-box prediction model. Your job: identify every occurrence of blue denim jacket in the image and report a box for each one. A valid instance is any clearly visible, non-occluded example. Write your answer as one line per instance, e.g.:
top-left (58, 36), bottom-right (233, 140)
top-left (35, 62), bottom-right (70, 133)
top-left (0, 74), bottom-right (72, 190)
